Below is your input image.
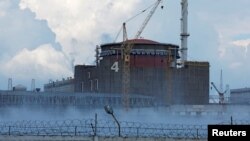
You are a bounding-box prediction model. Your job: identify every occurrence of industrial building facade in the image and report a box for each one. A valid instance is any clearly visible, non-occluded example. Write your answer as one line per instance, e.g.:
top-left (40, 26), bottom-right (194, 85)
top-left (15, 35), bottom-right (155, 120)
top-left (45, 39), bottom-right (209, 105)
top-left (230, 88), bottom-right (250, 104)
top-left (43, 0), bottom-right (210, 106)
top-left (44, 78), bottom-right (74, 93)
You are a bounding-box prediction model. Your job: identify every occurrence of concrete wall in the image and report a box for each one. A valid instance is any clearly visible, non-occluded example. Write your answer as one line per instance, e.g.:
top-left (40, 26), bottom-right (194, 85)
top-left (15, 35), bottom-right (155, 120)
top-left (74, 61), bottom-right (209, 105)
top-left (0, 136), bottom-right (207, 141)
top-left (169, 61), bottom-right (209, 105)
top-left (0, 91), bottom-right (155, 108)
top-left (74, 65), bottom-right (98, 93)
top-left (230, 88), bottom-right (250, 104)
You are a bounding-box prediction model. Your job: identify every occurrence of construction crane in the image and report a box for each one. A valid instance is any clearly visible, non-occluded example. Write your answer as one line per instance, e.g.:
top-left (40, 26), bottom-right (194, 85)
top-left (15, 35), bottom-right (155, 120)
top-left (211, 82), bottom-right (227, 104)
top-left (134, 0), bottom-right (163, 39)
top-left (121, 0), bottom-right (163, 109)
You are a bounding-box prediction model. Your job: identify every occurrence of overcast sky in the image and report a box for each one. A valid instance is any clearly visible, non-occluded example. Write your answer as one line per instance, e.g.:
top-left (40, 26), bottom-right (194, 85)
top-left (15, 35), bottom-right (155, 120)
top-left (0, 0), bottom-right (250, 93)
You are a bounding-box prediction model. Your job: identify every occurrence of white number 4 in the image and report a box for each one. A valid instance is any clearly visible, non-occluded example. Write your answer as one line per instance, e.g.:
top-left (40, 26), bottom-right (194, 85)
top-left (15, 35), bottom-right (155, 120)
top-left (111, 61), bottom-right (119, 72)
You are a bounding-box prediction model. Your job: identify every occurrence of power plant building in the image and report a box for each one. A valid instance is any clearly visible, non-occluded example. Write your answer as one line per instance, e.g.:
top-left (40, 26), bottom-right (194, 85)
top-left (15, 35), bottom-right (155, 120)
top-left (44, 39), bottom-right (210, 105)
top-left (230, 88), bottom-right (250, 104)
top-left (44, 0), bottom-right (209, 106)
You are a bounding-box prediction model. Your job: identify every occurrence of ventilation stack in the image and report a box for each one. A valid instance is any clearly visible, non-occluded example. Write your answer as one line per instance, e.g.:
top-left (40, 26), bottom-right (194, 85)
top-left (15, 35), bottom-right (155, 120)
top-left (180, 0), bottom-right (189, 65)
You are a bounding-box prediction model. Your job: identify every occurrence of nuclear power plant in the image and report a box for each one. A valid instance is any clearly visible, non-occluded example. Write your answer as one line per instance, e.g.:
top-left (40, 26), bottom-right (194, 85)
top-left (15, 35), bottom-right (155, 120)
top-left (43, 0), bottom-right (209, 106)
top-left (44, 38), bottom-right (209, 105)
top-left (2, 1), bottom-right (250, 141)
top-left (0, 0), bottom-right (249, 109)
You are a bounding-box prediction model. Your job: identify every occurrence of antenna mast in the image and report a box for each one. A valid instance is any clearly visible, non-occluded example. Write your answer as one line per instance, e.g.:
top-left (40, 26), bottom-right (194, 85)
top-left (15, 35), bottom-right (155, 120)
top-left (220, 69), bottom-right (223, 92)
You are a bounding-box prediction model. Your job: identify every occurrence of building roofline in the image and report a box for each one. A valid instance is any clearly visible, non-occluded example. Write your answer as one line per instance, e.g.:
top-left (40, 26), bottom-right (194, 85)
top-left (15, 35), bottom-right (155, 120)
top-left (101, 38), bottom-right (179, 48)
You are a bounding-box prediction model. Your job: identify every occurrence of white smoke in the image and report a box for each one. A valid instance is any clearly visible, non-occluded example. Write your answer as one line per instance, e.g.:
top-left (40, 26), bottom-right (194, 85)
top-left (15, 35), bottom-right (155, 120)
top-left (1, 44), bottom-right (73, 81)
top-left (1, 106), bottom-right (249, 125)
top-left (19, 0), bottom-right (142, 65)
top-left (0, 0), bottom-right (145, 90)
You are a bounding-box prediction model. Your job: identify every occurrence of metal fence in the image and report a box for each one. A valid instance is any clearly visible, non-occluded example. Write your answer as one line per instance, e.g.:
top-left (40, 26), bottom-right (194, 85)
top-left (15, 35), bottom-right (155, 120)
top-left (0, 119), bottom-right (249, 139)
